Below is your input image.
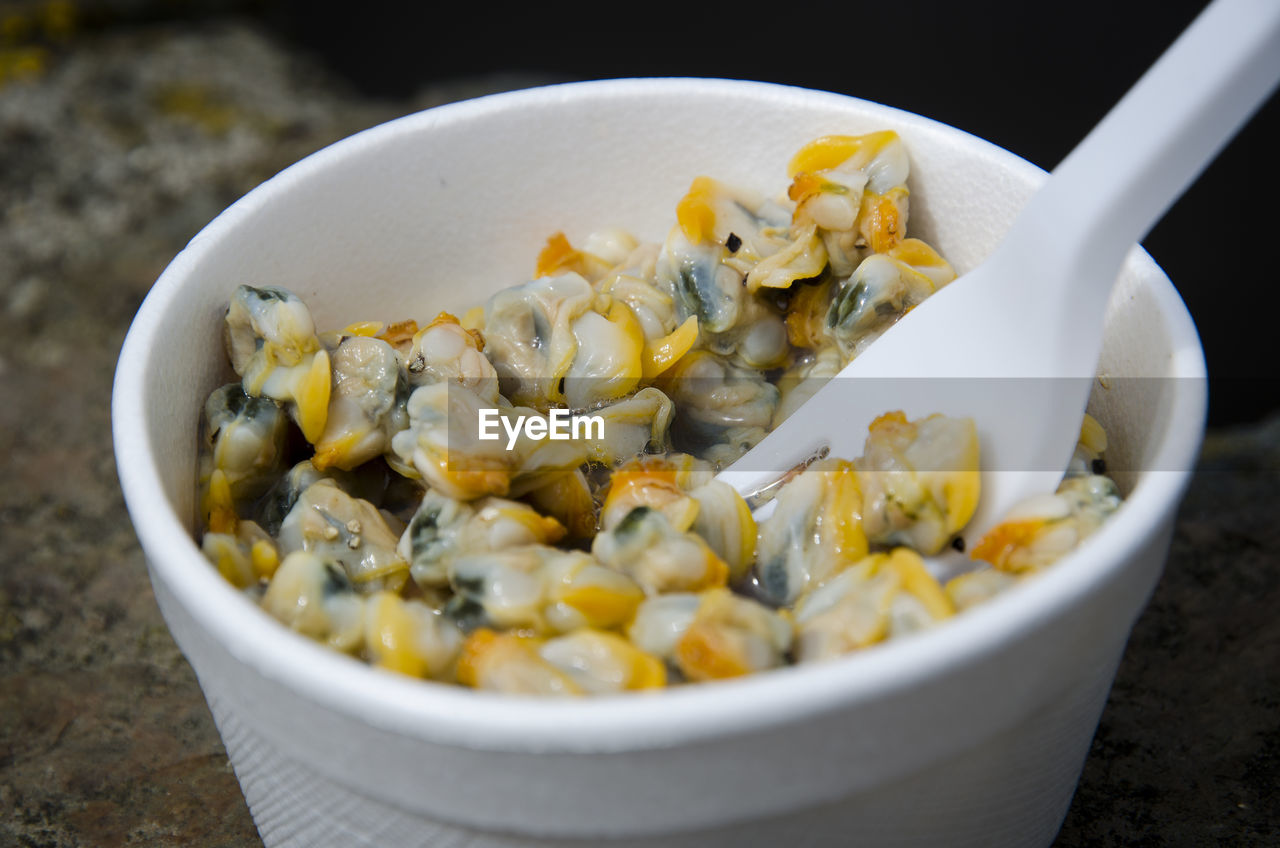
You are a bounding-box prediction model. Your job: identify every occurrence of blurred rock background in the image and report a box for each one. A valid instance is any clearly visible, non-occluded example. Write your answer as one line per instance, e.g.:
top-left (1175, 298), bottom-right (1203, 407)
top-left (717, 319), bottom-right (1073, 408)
top-left (0, 1), bottom-right (1275, 846)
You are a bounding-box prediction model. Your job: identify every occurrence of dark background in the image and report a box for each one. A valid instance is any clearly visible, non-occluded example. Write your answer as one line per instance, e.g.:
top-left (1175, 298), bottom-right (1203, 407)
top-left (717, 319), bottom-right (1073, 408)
top-left (262, 0), bottom-right (1280, 427)
top-left (46, 0), bottom-right (1280, 425)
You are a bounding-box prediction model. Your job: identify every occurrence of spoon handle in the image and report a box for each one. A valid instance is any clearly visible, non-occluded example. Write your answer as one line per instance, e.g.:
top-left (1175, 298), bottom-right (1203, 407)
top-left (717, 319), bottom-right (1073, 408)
top-left (995, 0), bottom-right (1280, 336)
top-left (721, 0), bottom-right (1277, 516)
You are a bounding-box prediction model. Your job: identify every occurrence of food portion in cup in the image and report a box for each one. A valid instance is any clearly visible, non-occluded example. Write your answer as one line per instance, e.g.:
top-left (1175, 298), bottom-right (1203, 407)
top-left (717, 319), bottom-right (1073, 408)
top-left (195, 131), bottom-right (1123, 695)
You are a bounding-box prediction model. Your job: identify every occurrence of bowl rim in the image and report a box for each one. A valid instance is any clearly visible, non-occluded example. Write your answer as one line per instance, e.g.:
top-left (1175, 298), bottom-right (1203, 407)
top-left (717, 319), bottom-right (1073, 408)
top-left (111, 76), bottom-right (1207, 753)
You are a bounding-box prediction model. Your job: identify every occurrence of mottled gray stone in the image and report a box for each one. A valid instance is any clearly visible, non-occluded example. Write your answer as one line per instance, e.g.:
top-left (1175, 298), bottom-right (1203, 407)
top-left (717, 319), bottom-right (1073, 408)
top-left (0, 18), bottom-right (545, 848)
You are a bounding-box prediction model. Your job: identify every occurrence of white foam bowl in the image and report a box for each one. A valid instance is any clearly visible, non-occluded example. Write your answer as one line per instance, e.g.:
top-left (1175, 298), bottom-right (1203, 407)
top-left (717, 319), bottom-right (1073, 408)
top-left (112, 78), bottom-right (1206, 848)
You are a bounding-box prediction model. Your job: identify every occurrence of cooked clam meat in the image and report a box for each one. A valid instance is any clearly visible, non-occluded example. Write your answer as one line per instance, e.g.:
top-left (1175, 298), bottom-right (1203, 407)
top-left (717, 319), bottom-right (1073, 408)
top-left (201, 383), bottom-right (290, 502)
top-left (792, 548), bottom-right (953, 663)
top-left (313, 335), bottom-right (409, 472)
top-left (628, 588), bottom-right (791, 682)
top-left (389, 382), bottom-right (585, 501)
top-left (827, 240), bottom-right (956, 358)
top-left (363, 590), bottom-right (464, 680)
top-left (480, 272), bottom-right (595, 409)
top-left (592, 506), bottom-right (729, 596)
top-left (660, 350), bottom-right (778, 463)
top-left (855, 411), bottom-right (980, 556)
top-left (196, 130), bottom-right (1127, 695)
top-left (454, 629), bottom-right (581, 695)
top-left (537, 629), bottom-right (667, 694)
top-left (455, 627), bottom-right (666, 696)
top-left (753, 458), bottom-right (869, 607)
top-left (277, 478), bottom-right (409, 592)
top-left (261, 551), bottom-right (368, 652)
top-left (447, 545), bottom-right (645, 635)
top-left (970, 473), bottom-right (1122, 574)
top-left (404, 312), bottom-right (500, 401)
top-left (201, 519), bottom-right (280, 589)
top-left (398, 489), bottom-right (566, 589)
top-left (198, 383), bottom-right (291, 534)
top-left (224, 284), bottom-right (331, 443)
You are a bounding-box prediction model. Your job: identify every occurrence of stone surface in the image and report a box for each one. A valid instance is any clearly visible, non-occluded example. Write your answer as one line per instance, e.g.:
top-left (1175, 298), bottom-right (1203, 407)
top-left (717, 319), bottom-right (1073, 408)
top-left (1055, 420), bottom-right (1280, 847)
top-left (0, 15), bottom-right (1276, 848)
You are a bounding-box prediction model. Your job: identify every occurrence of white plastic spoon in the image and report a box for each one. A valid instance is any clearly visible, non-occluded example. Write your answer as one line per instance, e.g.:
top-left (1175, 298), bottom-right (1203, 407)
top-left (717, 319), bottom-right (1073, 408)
top-left (718, 0), bottom-right (1280, 564)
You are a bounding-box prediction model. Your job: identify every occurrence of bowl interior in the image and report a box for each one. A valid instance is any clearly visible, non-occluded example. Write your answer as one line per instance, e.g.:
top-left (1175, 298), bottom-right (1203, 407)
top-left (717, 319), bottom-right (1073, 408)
top-left (114, 78), bottom-right (1205, 749)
